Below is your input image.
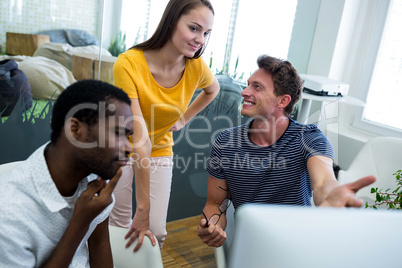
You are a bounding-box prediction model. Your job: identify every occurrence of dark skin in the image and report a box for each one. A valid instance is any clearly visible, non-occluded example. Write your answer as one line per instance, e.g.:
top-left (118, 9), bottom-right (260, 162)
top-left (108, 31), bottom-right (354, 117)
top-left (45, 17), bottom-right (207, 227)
top-left (41, 171), bottom-right (121, 268)
top-left (41, 99), bottom-right (133, 267)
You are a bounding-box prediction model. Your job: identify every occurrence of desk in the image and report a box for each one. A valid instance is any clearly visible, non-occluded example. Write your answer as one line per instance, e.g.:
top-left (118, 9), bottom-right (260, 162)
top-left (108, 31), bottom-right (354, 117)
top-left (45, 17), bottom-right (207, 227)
top-left (297, 92), bottom-right (365, 124)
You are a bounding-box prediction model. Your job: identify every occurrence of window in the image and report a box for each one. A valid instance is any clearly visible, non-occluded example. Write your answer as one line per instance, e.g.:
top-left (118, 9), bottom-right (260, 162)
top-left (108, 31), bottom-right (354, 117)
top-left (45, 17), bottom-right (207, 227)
top-left (230, 0), bottom-right (297, 80)
top-left (120, 0), bottom-right (151, 47)
top-left (354, 0), bottom-right (402, 135)
top-left (202, 0), bottom-right (233, 74)
top-left (147, 0), bottom-right (169, 38)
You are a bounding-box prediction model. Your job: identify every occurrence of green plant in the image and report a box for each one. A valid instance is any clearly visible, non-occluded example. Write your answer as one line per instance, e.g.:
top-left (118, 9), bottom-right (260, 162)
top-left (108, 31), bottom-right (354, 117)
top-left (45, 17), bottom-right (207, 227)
top-left (108, 31), bottom-right (126, 57)
top-left (0, 43), bottom-right (5, 55)
top-left (209, 52), bottom-right (245, 80)
top-left (365, 170), bottom-right (402, 210)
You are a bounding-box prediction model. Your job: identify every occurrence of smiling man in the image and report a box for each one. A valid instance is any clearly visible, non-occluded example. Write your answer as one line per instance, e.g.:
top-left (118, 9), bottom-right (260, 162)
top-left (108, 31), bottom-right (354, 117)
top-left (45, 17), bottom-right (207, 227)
top-left (0, 80), bottom-right (133, 267)
top-left (197, 55), bottom-right (376, 248)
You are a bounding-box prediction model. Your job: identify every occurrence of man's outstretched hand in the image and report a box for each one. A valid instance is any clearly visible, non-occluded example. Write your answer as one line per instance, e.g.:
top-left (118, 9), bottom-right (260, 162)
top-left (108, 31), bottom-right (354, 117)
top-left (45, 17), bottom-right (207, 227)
top-left (320, 175), bottom-right (376, 207)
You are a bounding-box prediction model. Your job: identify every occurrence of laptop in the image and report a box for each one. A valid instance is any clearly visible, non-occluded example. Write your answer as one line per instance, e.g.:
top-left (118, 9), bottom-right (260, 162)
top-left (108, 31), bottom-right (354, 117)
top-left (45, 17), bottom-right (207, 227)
top-left (228, 204), bottom-right (402, 268)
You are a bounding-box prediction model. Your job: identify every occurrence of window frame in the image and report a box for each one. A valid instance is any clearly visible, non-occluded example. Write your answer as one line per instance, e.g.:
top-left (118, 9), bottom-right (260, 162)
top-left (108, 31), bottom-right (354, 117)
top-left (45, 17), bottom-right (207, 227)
top-left (352, 0), bottom-right (402, 137)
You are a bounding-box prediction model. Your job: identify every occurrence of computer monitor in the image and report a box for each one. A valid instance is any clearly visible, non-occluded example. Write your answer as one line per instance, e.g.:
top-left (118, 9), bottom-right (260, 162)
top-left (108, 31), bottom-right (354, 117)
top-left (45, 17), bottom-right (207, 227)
top-left (228, 204), bottom-right (402, 268)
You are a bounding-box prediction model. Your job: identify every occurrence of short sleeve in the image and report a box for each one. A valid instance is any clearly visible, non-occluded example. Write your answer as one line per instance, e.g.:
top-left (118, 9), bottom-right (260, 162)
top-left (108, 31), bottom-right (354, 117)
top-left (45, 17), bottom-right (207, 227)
top-left (196, 57), bottom-right (214, 89)
top-left (300, 126), bottom-right (334, 161)
top-left (113, 54), bottom-right (138, 99)
top-left (207, 133), bottom-right (226, 180)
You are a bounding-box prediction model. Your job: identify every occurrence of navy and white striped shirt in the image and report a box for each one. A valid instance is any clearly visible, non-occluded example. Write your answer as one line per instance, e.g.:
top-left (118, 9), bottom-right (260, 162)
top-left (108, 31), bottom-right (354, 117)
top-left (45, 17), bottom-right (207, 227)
top-left (207, 118), bottom-right (334, 210)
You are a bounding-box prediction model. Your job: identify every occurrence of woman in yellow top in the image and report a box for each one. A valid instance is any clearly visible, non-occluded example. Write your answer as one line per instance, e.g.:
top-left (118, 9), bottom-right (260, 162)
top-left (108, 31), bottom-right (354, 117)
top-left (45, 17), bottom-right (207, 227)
top-left (111, 0), bottom-right (219, 251)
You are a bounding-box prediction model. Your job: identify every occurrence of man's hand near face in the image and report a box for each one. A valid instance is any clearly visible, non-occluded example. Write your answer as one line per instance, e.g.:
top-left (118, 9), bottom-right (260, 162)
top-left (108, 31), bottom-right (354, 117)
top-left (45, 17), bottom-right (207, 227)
top-left (42, 168), bottom-right (122, 268)
top-left (73, 168), bottom-right (122, 225)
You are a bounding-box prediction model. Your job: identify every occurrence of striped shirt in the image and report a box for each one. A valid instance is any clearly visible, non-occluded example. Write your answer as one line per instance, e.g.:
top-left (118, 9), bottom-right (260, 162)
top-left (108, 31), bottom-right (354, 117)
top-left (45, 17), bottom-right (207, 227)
top-left (207, 118), bottom-right (334, 210)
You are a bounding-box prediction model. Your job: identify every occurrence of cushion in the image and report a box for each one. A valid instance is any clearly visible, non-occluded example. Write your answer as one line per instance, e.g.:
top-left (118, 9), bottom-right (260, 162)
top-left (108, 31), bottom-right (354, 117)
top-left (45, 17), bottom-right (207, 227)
top-left (36, 29), bottom-right (99, 47)
top-left (0, 55), bottom-right (31, 63)
top-left (33, 42), bottom-right (112, 70)
top-left (18, 56), bottom-right (76, 100)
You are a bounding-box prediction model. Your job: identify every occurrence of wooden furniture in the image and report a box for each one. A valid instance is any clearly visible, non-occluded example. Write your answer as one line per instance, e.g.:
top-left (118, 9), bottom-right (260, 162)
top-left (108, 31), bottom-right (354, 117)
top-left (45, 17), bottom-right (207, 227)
top-left (72, 53), bottom-right (117, 84)
top-left (6, 32), bottom-right (50, 56)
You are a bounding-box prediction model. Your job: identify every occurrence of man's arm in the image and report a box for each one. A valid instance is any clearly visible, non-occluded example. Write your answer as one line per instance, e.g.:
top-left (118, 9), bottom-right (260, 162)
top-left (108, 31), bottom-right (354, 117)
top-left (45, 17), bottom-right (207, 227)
top-left (88, 218), bottom-right (113, 267)
top-left (42, 169), bottom-right (121, 267)
top-left (197, 175), bottom-right (229, 248)
top-left (308, 155), bottom-right (339, 206)
top-left (308, 155), bottom-right (376, 207)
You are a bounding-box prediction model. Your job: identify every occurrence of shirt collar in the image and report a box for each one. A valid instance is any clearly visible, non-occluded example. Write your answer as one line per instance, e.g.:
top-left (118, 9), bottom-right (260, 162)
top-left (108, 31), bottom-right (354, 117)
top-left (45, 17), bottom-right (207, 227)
top-left (28, 142), bottom-right (72, 212)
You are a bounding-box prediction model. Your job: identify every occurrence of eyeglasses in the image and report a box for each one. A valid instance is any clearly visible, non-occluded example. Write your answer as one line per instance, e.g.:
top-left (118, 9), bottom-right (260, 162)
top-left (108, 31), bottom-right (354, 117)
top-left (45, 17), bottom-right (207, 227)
top-left (201, 186), bottom-right (231, 226)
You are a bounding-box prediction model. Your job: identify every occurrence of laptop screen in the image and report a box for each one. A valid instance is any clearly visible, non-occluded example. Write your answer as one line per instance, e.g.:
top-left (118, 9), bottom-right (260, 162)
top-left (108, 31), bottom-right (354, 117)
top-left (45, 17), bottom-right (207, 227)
top-left (228, 204), bottom-right (401, 268)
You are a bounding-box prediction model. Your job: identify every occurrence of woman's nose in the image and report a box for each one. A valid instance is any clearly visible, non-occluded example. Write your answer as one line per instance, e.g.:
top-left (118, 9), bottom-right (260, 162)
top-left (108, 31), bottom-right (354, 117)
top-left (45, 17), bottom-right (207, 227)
top-left (195, 33), bottom-right (205, 46)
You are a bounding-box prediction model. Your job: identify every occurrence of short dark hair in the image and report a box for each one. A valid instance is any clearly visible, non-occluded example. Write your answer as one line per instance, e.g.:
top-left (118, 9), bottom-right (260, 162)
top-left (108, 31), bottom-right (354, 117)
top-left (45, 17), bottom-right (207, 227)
top-left (257, 55), bottom-right (303, 116)
top-left (132, 0), bottom-right (214, 59)
top-left (50, 79), bottom-right (131, 143)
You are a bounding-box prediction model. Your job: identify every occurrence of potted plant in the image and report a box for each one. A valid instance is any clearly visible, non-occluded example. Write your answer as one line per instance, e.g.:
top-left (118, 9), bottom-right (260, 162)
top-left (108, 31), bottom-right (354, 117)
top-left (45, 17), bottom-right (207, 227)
top-left (108, 31), bottom-right (126, 57)
top-left (365, 170), bottom-right (402, 209)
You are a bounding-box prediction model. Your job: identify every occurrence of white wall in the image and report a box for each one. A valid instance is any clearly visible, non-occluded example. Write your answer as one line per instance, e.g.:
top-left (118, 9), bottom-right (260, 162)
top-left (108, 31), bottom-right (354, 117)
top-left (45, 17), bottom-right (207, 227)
top-left (1, 0), bottom-right (101, 47)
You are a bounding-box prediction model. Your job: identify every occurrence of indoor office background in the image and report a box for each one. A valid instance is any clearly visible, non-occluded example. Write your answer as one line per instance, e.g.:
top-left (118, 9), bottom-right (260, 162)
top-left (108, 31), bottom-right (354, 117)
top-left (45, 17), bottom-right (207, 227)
top-left (1, 0), bottom-right (402, 221)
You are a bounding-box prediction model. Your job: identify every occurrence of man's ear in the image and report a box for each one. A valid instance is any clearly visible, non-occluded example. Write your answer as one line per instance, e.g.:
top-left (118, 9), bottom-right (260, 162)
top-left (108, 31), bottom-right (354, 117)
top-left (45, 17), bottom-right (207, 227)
top-left (65, 117), bottom-right (89, 145)
top-left (277, 95), bottom-right (291, 108)
top-left (64, 118), bottom-right (96, 148)
top-left (65, 117), bottom-right (82, 140)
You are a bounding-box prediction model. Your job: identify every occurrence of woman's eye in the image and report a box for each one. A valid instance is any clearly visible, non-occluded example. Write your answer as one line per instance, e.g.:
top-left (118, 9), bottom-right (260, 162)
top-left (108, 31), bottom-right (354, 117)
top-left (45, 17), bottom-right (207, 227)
top-left (204, 32), bottom-right (211, 37)
top-left (190, 27), bottom-right (197, 31)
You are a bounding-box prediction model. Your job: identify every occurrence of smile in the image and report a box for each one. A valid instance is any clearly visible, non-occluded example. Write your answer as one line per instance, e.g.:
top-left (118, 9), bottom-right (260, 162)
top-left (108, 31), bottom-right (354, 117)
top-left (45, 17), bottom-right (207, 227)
top-left (243, 101), bottom-right (255, 106)
top-left (189, 44), bottom-right (199, 51)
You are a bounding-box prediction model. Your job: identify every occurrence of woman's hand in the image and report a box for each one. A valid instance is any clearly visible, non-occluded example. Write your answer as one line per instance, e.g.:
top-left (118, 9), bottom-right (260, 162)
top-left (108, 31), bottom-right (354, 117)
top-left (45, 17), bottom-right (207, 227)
top-left (124, 210), bottom-right (156, 252)
top-left (169, 118), bottom-right (186, 132)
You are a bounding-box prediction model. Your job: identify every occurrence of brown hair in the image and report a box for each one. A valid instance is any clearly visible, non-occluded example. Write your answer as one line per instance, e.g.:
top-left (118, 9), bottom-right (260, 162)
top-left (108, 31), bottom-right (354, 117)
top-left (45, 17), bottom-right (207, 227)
top-left (132, 0), bottom-right (214, 59)
top-left (257, 55), bottom-right (302, 116)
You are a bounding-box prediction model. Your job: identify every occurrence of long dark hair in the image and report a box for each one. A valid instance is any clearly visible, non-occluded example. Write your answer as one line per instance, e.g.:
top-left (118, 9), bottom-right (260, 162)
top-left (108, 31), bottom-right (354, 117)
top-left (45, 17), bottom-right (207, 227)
top-left (132, 0), bottom-right (214, 59)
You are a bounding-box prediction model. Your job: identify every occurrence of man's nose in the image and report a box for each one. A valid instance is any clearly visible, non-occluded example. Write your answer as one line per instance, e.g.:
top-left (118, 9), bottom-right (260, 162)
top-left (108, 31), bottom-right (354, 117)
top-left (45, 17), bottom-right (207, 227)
top-left (124, 140), bottom-right (133, 155)
top-left (241, 86), bottom-right (250, 97)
